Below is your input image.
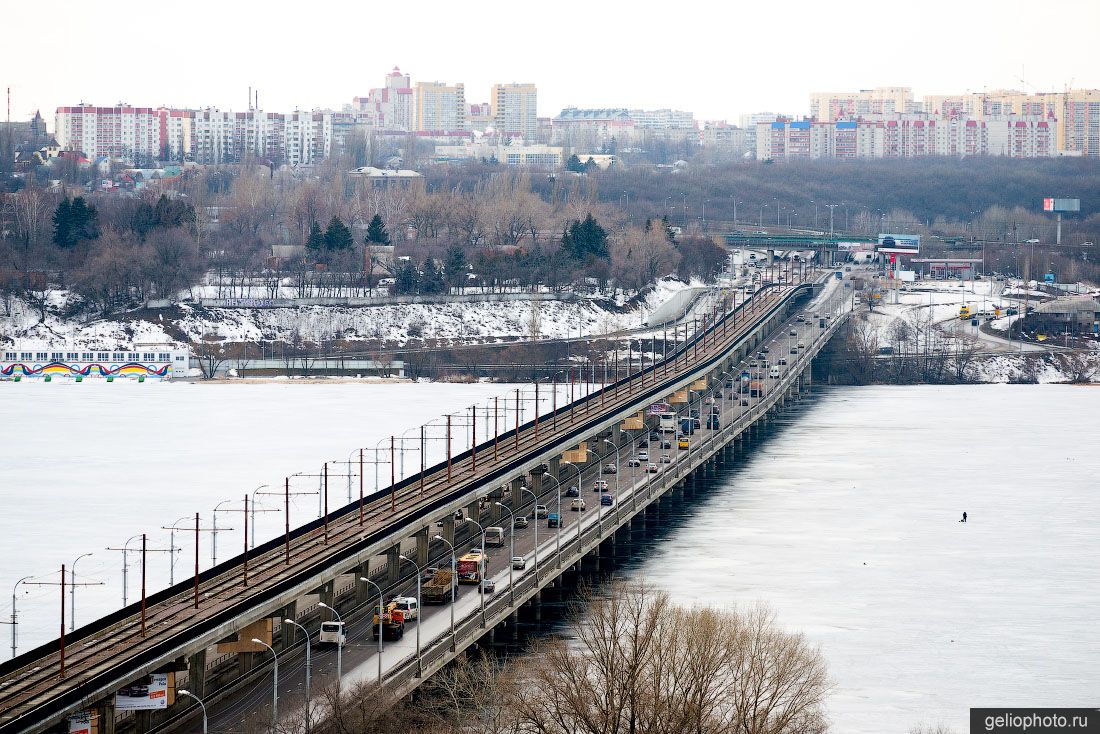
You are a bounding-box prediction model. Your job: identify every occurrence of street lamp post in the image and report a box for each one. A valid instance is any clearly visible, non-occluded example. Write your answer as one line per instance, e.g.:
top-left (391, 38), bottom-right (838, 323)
top-left (357, 577), bottom-right (384, 683)
top-left (69, 553), bottom-right (93, 632)
top-left (462, 519), bottom-right (487, 625)
top-left (316, 602), bottom-right (344, 687)
top-left (211, 499), bottom-right (233, 566)
top-left (521, 487), bottom-right (539, 576)
top-left (493, 503), bottom-right (516, 604)
top-left (396, 557), bottom-right (423, 676)
top-left (251, 638), bottom-right (279, 729)
top-left (432, 535), bottom-right (457, 649)
top-left (177, 690), bottom-right (207, 734)
top-left (284, 619), bottom-right (312, 732)
top-left (540, 473), bottom-right (564, 569)
top-left (10, 576), bottom-right (32, 659)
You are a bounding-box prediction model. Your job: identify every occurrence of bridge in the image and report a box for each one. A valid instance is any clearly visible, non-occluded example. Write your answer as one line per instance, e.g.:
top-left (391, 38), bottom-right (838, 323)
top-left (0, 271), bottom-right (851, 734)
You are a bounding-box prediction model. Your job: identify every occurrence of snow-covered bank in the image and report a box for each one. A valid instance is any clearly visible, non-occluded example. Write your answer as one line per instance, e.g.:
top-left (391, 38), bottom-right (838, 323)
top-left (0, 277), bottom-right (706, 349)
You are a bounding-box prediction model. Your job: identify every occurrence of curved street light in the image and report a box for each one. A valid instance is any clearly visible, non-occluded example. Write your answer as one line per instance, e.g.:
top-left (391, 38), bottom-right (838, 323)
top-left (492, 503), bottom-right (516, 604)
top-left (251, 638), bottom-right (278, 728)
top-left (357, 576), bottom-right (384, 683)
top-left (461, 518), bottom-right (487, 626)
top-left (69, 553), bottom-right (94, 632)
top-left (284, 619), bottom-right (312, 732)
top-left (316, 602), bottom-right (344, 687)
top-left (396, 556), bottom-right (423, 676)
top-left (432, 535), bottom-right (457, 649)
top-left (521, 487), bottom-right (539, 576)
top-left (177, 690), bottom-right (207, 734)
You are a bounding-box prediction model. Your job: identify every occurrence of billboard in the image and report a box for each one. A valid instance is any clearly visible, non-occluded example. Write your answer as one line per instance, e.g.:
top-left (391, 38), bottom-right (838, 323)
top-left (1042, 198), bottom-right (1080, 213)
top-left (116, 674), bottom-right (169, 711)
top-left (68, 713), bottom-right (95, 734)
top-left (647, 402), bottom-right (673, 416)
top-left (877, 233), bottom-right (920, 254)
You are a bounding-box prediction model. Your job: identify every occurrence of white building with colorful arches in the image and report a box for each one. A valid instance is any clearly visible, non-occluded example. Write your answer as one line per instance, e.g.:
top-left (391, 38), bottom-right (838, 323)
top-left (1, 341), bottom-right (191, 380)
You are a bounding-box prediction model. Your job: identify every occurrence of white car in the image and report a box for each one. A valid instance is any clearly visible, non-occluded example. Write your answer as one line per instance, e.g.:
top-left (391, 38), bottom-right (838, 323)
top-left (512, 556), bottom-right (526, 570)
top-left (570, 498), bottom-right (587, 511)
top-left (637, 450), bottom-right (649, 461)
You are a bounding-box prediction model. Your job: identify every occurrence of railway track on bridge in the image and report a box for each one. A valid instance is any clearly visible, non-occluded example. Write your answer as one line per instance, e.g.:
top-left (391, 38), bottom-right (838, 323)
top-left (0, 275), bottom-right (821, 734)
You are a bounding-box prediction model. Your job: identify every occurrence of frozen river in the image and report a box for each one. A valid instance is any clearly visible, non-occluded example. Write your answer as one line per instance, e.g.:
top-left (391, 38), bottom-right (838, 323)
top-left (617, 384), bottom-right (1100, 733)
top-left (3, 381), bottom-right (1098, 732)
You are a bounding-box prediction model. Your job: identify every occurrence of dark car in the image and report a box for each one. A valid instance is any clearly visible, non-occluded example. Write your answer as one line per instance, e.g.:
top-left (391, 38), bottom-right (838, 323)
top-left (600, 494), bottom-right (614, 506)
top-left (565, 486), bottom-right (580, 497)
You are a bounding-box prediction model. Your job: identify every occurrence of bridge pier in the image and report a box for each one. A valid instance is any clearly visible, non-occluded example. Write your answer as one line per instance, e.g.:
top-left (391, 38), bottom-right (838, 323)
top-left (279, 601), bottom-right (296, 649)
top-left (97, 699), bottom-right (116, 734)
top-left (416, 527), bottom-right (429, 567)
top-left (318, 580), bottom-right (335, 620)
top-left (186, 649), bottom-right (207, 698)
top-left (387, 544), bottom-right (401, 584)
top-left (443, 514), bottom-right (456, 547)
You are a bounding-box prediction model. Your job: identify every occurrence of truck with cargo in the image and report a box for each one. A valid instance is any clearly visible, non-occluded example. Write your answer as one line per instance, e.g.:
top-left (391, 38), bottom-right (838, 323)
top-left (371, 602), bottom-right (407, 641)
top-left (749, 380), bottom-right (765, 398)
top-left (680, 417), bottom-right (695, 435)
top-left (422, 569), bottom-right (456, 604)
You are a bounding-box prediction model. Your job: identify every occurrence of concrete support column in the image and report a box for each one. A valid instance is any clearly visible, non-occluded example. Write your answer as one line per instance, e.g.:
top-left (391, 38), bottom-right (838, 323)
top-left (610, 423), bottom-right (622, 447)
top-left (355, 560), bottom-right (372, 604)
top-left (134, 710), bottom-right (152, 733)
top-left (318, 580), bottom-right (335, 620)
top-left (97, 699), bottom-right (116, 734)
top-left (416, 527), bottom-right (429, 567)
top-left (386, 545), bottom-right (400, 585)
top-left (467, 499), bottom-right (481, 524)
top-left (548, 457), bottom-right (560, 481)
top-left (280, 602), bottom-right (297, 649)
top-left (187, 649), bottom-right (207, 699)
top-left (443, 515), bottom-right (456, 547)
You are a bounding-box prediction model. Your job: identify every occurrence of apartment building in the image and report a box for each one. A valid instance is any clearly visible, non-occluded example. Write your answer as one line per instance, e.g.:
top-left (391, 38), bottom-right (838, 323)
top-left (467, 102), bottom-right (493, 133)
top-left (809, 87), bottom-right (920, 123)
top-left (758, 114), bottom-right (1053, 160)
top-left (415, 82), bottom-right (467, 132)
top-left (491, 83), bottom-right (538, 139)
top-left (55, 104), bottom-right (161, 162)
top-left (353, 67), bottom-right (415, 131)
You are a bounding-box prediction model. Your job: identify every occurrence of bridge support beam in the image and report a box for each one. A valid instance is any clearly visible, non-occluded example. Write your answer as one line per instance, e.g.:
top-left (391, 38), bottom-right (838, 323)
top-left (280, 602), bottom-right (296, 649)
top-left (97, 699), bottom-right (116, 734)
top-left (187, 649), bottom-right (207, 699)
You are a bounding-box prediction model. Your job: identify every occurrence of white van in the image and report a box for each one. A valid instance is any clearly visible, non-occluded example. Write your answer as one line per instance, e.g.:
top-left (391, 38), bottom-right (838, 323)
top-left (769, 366), bottom-right (781, 379)
top-left (485, 526), bottom-right (506, 547)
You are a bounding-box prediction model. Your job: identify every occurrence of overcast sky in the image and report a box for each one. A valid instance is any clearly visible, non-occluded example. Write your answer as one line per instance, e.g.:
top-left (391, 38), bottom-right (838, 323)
top-left (3, 0), bottom-right (1098, 125)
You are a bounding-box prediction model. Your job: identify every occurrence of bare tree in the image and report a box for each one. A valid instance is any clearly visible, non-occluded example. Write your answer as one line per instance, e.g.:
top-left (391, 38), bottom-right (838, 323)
top-left (194, 334), bottom-right (228, 379)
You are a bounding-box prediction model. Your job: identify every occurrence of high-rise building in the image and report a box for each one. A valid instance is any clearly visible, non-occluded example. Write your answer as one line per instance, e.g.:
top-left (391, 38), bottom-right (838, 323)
top-left (467, 102), bottom-right (493, 133)
top-left (353, 67), bottom-right (415, 131)
top-left (809, 87), bottom-right (920, 122)
top-left (491, 83), bottom-right (537, 139)
top-left (55, 104), bottom-right (161, 162)
top-left (415, 82), bottom-right (466, 132)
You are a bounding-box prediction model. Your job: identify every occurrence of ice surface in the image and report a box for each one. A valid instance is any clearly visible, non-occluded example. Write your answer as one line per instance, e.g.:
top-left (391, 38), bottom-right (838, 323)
top-left (618, 384), bottom-right (1100, 733)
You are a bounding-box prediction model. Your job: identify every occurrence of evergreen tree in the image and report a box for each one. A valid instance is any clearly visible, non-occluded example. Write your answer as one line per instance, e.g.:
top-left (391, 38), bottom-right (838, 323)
top-left (324, 216), bottom-right (353, 251)
top-left (306, 221), bottom-right (325, 253)
top-left (69, 197), bottom-right (100, 242)
top-left (662, 214), bottom-right (676, 243)
top-left (394, 260), bottom-right (418, 294)
top-left (442, 245), bottom-right (468, 290)
top-left (365, 214), bottom-right (391, 245)
top-left (420, 258), bottom-right (445, 294)
top-left (564, 154), bottom-right (584, 173)
top-left (53, 198), bottom-right (73, 248)
top-left (131, 201), bottom-right (158, 240)
top-left (560, 213), bottom-right (609, 260)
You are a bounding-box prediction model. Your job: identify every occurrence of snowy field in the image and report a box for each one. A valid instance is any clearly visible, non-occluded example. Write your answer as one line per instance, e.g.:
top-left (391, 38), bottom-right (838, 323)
top-left (623, 384), bottom-right (1100, 733)
top-left (0, 379), bottom-right (581, 653)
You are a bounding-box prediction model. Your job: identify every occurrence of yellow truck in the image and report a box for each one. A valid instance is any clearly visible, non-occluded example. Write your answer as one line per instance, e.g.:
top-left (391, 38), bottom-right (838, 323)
top-left (959, 304), bottom-right (972, 319)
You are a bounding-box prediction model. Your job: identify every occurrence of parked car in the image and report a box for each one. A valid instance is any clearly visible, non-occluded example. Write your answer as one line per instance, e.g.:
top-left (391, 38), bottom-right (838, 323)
top-left (512, 556), bottom-right (526, 570)
top-left (602, 463), bottom-right (618, 474)
top-left (600, 494), bottom-right (614, 506)
top-left (513, 515), bottom-right (529, 529)
top-left (570, 498), bottom-right (587, 511)
top-left (533, 504), bottom-right (548, 519)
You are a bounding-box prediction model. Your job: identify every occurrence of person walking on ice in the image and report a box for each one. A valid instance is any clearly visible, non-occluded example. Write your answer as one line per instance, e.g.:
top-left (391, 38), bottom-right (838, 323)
top-left (961, 511), bottom-right (967, 523)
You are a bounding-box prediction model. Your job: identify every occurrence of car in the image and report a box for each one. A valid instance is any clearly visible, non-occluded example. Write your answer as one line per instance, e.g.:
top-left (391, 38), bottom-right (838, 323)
top-left (797, 342), bottom-right (805, 349)
top-left (514, 515), bottom-right (529, 529)
top-left (593, 479), bottom-right (608, 492)
top-left (570, 498), bottom-right (587, 511)
top-left (637, 450), bottom-right (649, 461)
top-left (796, 315), bottom-right (806, 322)
top-left (565, 486), bottom-right (580, 497)
top-left (600, 494), bottom-right (614, 506)
top-left (678, 437), bottom-right (690, 449)
top-left (660, 454), bottom-right (672, 463)
top-left (547, 513), bottom-right (561, 528)
top-left (469, 547), bottom-right (483, 555)
top-left (534, 504), bottom-right (549, 519)
top-left (645, 463), bottom-right (659, 473)
top-left (660, 440), bottom-right (672, 449)
top-left (762, 345), bottom-right (769, 353)
top-left (789, 329), bottom-right (797, 336)
top-left (709, 406), bottom-right (720, 415)
top-left (649, 432), bottom-right (660, 441)
top-left (480, 578), bottom-right (496, 594)
top-left (714, 390), bottom-right (723, 399)
top-left (627, 458), bottom-right (641, 467)
top-left (790, 347), bottom-right (798, 354)
top-left (757, 351), bottom-right (767, 359)
top-left (638, 440), bottom-right (649, 449)
top-left (689, 409), bottom-right (700, 418)
top-left (778, 357), bottom-right (788, 366)
top-left (740, 398), bottom-right (750, 406)
top-left (512, 556), bottom-right (526, 570)
top-left (602, 463), bottom-right (618, 474)
top-left (748, 361), bottom-right (759, 368)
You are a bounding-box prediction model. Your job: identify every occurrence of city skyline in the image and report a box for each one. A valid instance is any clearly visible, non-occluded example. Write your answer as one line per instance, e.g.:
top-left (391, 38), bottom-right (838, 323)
top-left (3, 0), bottom-right (1098, 125)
